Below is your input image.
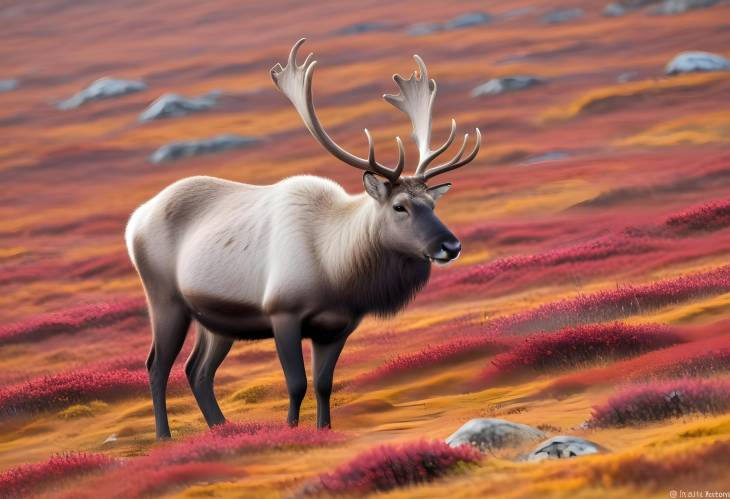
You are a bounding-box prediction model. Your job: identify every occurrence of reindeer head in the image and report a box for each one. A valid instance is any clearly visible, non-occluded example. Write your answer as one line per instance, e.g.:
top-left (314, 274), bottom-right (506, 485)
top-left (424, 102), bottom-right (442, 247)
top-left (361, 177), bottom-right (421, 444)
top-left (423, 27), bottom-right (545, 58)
top-left (271, 39), bottom-right (480, 264)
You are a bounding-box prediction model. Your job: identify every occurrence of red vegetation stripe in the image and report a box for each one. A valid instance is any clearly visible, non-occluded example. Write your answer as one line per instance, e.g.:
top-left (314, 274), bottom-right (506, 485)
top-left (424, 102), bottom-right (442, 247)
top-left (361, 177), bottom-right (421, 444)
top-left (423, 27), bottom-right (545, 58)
top-left (59, 422), bottom-right (344, 498)
top-left (0, 367), bottom-right (184, 416)
top-left (148, 421), bottom-right (345, 465)
top-left (588, 378), bottom-right (730, 427)
top-left (490, 265), bottom-right (730, 335)
top-left (310, 440), bottom-right (481, 495)
top-left (454, 236), bottom-right (657, 286)
top-left (352, 335), bottom-right (505, 387)
top-left (0, 298), bottom-right (146, 344)
top-left (543, 333), bottom-right (730, 396)
top-left (482, 323), bottom-right (681, 383)
top-left (0, 453), bottom-right (116, 499)
top-left (665, 199), bottom-right (730, 233)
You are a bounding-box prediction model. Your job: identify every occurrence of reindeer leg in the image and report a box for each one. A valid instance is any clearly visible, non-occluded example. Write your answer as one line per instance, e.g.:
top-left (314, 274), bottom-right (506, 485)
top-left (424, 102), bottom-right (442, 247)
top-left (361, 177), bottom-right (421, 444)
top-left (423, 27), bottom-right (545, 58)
top-left (271, 314), bottom-right (306, 426)
top-left (146, 298), bottom-right (190, 440)
top-left (188, 326), bottom-right (233, 427)
top-left (312, 335), bottom-right (348, 429)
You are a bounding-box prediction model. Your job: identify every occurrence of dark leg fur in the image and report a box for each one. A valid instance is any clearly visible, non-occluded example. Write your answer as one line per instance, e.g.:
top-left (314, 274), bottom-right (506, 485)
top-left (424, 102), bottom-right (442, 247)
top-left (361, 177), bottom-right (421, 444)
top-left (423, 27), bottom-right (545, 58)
top-left (312, 336), bottom-right (348, 429)
top-left (272, 314), bottom-right (306, 426)
top-left (186, 325), bottom-right (233, 427)
top-left (146, 299), bottom-right (190, 440)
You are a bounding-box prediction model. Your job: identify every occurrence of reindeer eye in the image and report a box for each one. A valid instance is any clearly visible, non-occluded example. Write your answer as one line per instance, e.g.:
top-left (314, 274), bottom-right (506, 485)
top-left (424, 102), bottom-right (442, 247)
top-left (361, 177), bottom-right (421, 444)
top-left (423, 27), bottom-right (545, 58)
top-left (393, 204), bottom-right (406, 213)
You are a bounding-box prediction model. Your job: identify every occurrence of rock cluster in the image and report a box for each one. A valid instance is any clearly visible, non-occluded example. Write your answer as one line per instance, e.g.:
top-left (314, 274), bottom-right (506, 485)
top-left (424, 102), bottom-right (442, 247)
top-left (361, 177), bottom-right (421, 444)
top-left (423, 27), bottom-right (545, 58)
top-left (150, 134), bottom-right (260, 163)
top-left (445, 418), bottom-right (545, 452)
top-left (665, 51), bottom-right (730, 75)
top-left (58, 77), bottom-right (146, 110)
top-left (139, 91), bottom-right (220, 122)
top-left (471, 76), bottom-right (544, 97)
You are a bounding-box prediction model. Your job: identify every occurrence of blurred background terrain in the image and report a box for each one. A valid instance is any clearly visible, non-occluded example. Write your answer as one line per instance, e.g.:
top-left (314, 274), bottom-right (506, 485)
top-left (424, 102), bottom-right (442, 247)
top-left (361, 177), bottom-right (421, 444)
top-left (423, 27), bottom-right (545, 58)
top-left (1, 0), bottom-right (730, 497)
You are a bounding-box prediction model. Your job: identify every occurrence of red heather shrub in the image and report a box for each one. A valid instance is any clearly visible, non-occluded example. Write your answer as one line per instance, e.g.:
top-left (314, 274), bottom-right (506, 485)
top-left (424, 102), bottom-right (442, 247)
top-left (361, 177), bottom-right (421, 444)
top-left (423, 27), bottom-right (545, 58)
top-left (311, 440), bottom-right (481, 495)
top-left (0, 297), bottom-right (146, 344)
top-left (0, 452), bottom-right (116, 498)
top-left (82, 462), bottom-right (236, 499)
top-left (490, 265), bottom-right (730, 335)
top-left (0, 367), bottom-right (184, 416)
top-left (541, 334), bottom-right (730, 396)
top-left (455, 236), bottom-right (657, 286)
top-left (666, 199), bottom-right (730, 233)
top-left (63, 422), bottom-right (343, 498)
top-left (483, 323), bottom-right (680, 382)
top-left (589, 379), bottom-right (730, 427)
top-left (353, 335), bottom-right (504, 386)
top-left (148, 422), bottom-right (345, 465)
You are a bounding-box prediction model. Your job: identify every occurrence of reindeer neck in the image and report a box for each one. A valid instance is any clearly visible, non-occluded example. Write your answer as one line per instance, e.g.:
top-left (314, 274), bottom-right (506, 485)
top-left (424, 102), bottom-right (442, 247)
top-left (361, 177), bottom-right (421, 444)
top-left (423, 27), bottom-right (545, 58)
top-left (317, 193), bottom-right (430, 316)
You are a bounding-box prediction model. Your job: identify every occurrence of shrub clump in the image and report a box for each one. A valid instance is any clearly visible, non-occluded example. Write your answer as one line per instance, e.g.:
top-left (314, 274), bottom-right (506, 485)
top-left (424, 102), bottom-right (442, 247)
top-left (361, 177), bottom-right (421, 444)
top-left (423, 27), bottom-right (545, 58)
top-left (490, 265), bottom-right (730, 334)
top-left (484, 322), bottom-right (680, 382)
top-left (589, 379), bottom-right (730, 427)
top-left (0, 298), bottom-right (146, 344)
top-left (309, 440), bottom-right (481, 495)
top-left (0, 367), bottom-right (184, 416)
top-left (0, 453), bottom-right (116, 498)
top-left (149, 421), bottom-right (345, 465)
top-left (353, 336), bottom-right (504, 386)
top-left (666, 199), bottom-right (730, 233)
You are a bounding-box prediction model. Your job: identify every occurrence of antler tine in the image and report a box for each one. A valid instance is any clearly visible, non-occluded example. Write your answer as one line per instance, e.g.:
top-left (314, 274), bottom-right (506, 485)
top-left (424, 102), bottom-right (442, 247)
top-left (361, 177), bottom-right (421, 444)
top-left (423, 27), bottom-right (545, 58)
top-left (422, 128), bottom-right (481, 181)
top-left (364, 129), bottom-right (405, 181)
top-left (271, 38), bottom-right (405, 183)
top-left (384, 54), bottom-right (480, 178)
top-left (415, 118), bottom-right (456, 176)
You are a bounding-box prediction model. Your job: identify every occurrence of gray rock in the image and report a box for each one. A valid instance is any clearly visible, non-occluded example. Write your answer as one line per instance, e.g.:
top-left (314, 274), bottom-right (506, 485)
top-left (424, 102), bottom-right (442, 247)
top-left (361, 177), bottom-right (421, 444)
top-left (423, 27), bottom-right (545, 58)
top-left (337, 22), bottom-right (393, 35)
top-left (654, 0), bottom-right (719, 14)
top-left (665, 51), bottom-right (730, 75)
top-left (502, 7), bottom-right (533, 18)
top-left (446, 418), bottom-right (545, 452)
top-left (617, 70), bottom-right (640, 82)
top-left (0, 79), bottom-right (18, 92)
top-left (603, 2), bottom-right (628, 15)
top-left (543, 8), bottom-right (585, 24)
top-left (408, 22), bottom-right (443, 36)
top-left (139, 91), bottom-right (220, 122)
top-left (58, 77), bottom-right (146, 110)
top-left (525, 151), bottom-right (570, 164)
top-left (445, 12), bottom-right (493, 30)
top-left (471, 76), bottom-right (544, 97)
top-left (526, 436), bottom-right (606, 461)
top-left (409, 11), bottom-right (492, 36)
top-left (150, 134), bottom-right (260, 163)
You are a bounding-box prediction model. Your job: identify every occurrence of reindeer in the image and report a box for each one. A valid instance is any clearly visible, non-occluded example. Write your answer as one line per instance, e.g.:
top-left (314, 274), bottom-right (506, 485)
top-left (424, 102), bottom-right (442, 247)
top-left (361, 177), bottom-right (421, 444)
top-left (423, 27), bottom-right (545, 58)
top-left (125, 39), bottom-right (480, 439)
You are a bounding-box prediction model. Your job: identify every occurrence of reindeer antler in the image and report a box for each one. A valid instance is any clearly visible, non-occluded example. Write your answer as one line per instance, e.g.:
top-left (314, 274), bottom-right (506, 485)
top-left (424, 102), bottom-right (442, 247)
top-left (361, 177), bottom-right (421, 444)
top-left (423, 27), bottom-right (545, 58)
top-left (271, 38), bottom-right (405, 183)
top-left (383, 55), bottom-right (481, 181)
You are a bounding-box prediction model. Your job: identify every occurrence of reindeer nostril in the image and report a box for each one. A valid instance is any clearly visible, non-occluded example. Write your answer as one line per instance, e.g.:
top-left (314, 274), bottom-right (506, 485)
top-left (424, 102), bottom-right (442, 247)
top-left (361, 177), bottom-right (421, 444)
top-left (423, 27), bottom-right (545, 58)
top-left (441, 240), bottom-right (461, 257)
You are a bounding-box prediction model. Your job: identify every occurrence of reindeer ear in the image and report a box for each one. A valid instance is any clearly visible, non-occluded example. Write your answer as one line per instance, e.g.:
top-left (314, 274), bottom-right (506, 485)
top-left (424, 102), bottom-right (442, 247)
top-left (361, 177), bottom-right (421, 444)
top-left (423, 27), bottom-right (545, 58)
top-left (363, 172), bottom-right (390, 202)
top-left (427, 182), bottom-right (451, 202)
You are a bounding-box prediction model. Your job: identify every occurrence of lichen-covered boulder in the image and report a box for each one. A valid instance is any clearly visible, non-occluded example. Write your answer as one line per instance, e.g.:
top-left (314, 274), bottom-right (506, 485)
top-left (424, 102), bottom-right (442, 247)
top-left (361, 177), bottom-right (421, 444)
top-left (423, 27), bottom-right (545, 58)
top-left (0, 79), bottom-right (18, 92)
top-left (445, 12), bottom-right (493, 30)
top-left (542, 8), bottom-right (584, 24)
top-left (337, 22), bottom-right (393, 35)
top-left (526, 436), bottom-right (606, 461)
top-left (471, 76), bottom-right (544, 97)
top-left (150, 134), bottom-right (260, 163)
top-left (665, 51), bottom-right (730, 75)
top-left (58, 77), bottom-right (146, 110)
top-left (654, 0), bottom-right (719, 15)
top-left (139, 91), bottom-right (220, 122)
top-left (446, 418), bottom-right (545, 452)
top-left (603, 3), bottom-right (627, 16)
